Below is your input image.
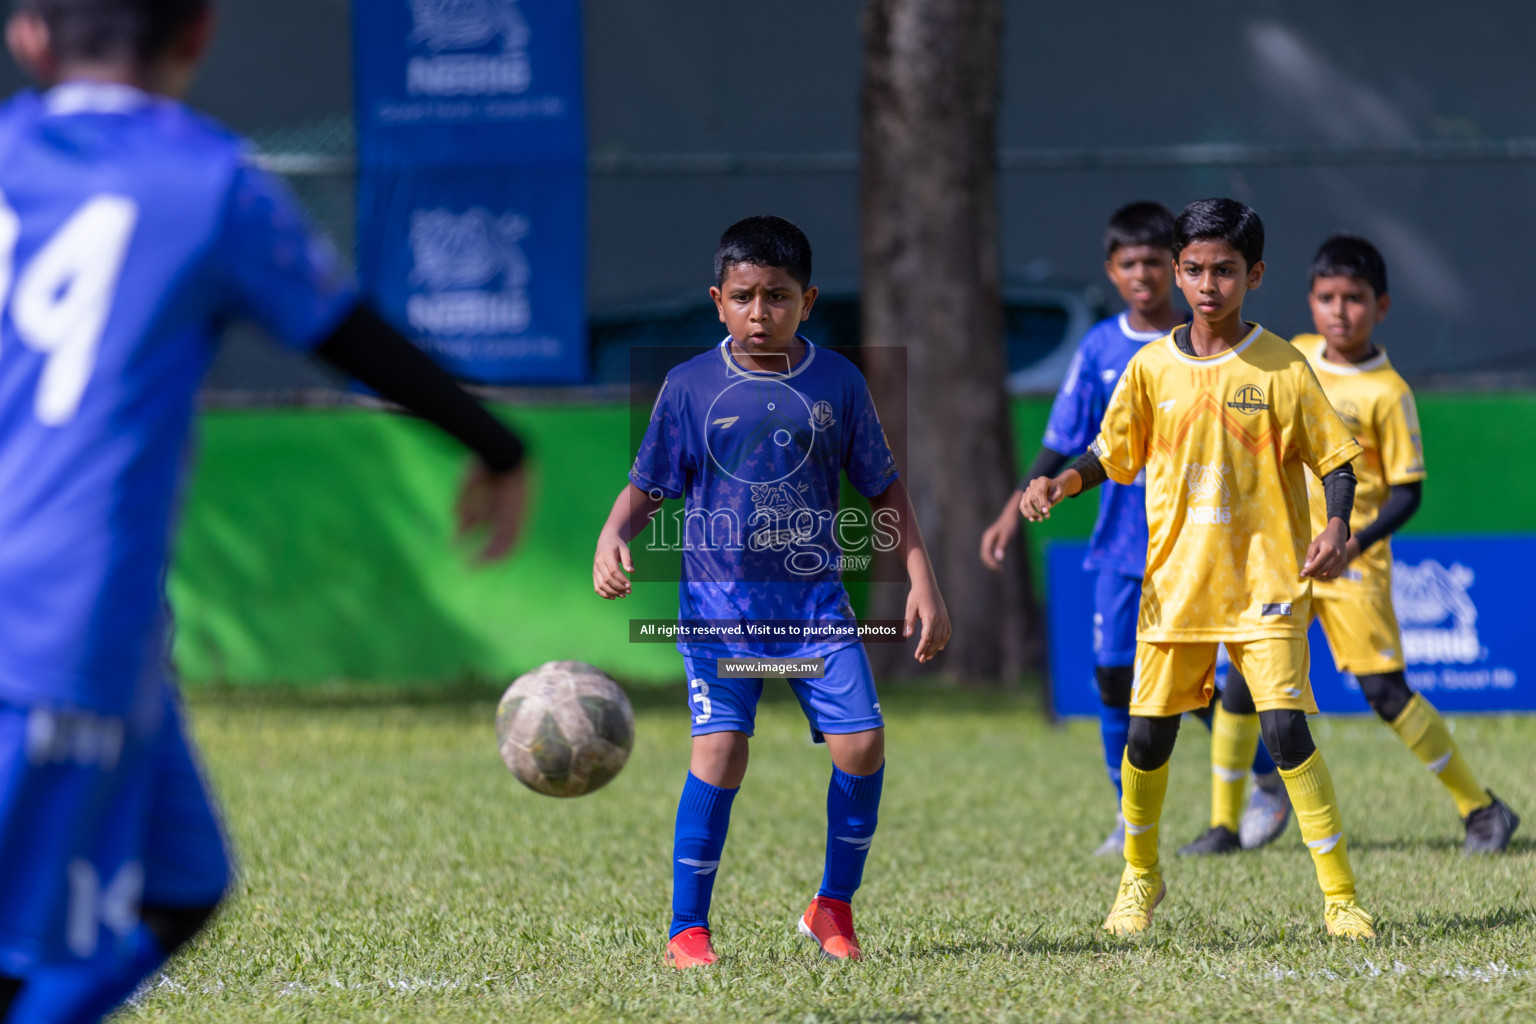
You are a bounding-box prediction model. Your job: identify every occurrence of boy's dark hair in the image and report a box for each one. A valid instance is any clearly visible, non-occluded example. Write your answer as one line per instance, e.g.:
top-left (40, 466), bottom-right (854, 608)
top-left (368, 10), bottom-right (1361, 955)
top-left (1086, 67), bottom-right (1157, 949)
top-left (15, 0), bottom-right (208, 63)
top-left (1173, 198), bottom-right (1265, 270)
top-left (1104, 201), bottom-right (1175, 258)
top-left (1309, 233), bottom-right (1388, 297)
top-left (714, 215), bottom-right (812, 289)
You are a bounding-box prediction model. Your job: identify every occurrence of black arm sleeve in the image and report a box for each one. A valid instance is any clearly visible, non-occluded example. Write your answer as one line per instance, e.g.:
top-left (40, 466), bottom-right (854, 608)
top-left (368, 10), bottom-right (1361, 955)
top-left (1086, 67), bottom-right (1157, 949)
top-left (1018, 447), bottom-right (1070, 491)
top-left (313, 306), bottom-right (526, 473)
top-left (1353, 480), bottom-right (1422, 552)
top-left (1320, 462), bottom-right (1357, 538)
top-left (1068, 449), bottom-right (1108, 495)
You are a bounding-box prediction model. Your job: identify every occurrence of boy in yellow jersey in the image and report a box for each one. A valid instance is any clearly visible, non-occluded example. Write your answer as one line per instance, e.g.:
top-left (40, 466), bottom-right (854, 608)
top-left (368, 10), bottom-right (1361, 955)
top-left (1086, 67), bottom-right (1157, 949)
top-left (1188, 235), bottom-right (1519, 856)
top-left (1022, 199), bottom-right (1377, 939)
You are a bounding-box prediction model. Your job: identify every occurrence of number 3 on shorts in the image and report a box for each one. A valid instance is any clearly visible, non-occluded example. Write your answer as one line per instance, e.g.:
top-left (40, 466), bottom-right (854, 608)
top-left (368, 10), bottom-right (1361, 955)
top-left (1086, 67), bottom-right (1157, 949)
top-left (689, 677), bottom-right (712, 725)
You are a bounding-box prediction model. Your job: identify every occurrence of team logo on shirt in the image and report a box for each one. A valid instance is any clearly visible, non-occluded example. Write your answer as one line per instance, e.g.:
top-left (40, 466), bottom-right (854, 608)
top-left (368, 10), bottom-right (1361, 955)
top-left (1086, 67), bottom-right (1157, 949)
top-left (1226, 384), bottom-right (1269, 414)
top-left (407, 0), bottom-right (532, 97)
top-left (1183, 462), bottom-right (1232, 525)
top-left (811, 400), bottom-right (836, 431)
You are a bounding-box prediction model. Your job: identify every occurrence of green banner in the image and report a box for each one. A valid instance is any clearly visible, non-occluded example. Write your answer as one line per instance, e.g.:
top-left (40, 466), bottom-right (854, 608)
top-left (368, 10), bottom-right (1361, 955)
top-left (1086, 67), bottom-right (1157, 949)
top-left (170, 394), bottom-right (1536, 688)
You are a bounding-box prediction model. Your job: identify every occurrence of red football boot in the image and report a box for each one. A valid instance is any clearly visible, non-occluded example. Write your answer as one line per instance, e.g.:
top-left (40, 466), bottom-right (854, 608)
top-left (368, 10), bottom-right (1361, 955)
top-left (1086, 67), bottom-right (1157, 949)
top-left (797, 896), bottom-right (862, 960)
top-left (664, 926), bottom-right (718, 969)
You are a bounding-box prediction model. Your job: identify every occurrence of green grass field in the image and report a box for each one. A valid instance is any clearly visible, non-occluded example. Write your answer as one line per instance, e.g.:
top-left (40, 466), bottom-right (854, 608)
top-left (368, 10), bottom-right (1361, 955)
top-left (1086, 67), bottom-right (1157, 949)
top-left (124, 686), bottom-right (1535, 1023)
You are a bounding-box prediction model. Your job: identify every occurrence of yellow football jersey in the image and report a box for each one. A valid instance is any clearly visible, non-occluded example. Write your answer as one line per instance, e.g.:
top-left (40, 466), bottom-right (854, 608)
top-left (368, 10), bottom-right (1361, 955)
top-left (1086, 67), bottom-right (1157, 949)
top-left (1092, 324), bottom-right (1361, 641)
top-left (1297, 335), bottom-right (1427, 597)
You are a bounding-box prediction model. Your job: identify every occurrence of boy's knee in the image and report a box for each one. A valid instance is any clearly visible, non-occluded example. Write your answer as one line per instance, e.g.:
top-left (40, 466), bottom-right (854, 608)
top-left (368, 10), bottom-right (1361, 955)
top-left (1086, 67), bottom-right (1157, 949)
top-left (827, 729), bottom-right (885, 776)
top-left (1258, 709), bottom-right (1316, 770)
top-left (1125, 714), bottom-right (1181, 771)
top-left (1095, 665), bottom-right (1133, 708)
top-left (690, 731), bottom-right (750, 788)
top-left (1356, 671), bottom-right (1412, 722)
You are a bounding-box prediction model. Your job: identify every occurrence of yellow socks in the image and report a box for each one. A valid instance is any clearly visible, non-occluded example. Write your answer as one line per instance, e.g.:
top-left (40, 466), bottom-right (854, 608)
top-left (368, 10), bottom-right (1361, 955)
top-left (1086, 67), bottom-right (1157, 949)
top-left (1279, 750), bottom-right (1356, 901)
top-left (1389, 695), bottom-right (1491, 818)
top-left (1210, 706), bottom-right (1260, 831)
top-left (1120, 753), bottom-right (1169, 874)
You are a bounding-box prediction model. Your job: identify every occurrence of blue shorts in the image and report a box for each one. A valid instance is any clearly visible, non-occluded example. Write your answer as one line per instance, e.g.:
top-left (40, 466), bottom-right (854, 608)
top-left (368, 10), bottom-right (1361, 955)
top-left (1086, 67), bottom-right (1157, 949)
top-left (0, 684), bottom-right (231, 976)
top-left (1093, 571), bottom-right (1141, 668)
top-left (682, 645), bottom-right (883, 742)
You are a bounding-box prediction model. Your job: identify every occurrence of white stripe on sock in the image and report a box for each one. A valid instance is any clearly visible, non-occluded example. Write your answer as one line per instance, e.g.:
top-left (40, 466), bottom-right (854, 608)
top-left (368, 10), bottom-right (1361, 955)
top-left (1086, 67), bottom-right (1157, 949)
top-left (1306, 832), bottom-right (1342, 855)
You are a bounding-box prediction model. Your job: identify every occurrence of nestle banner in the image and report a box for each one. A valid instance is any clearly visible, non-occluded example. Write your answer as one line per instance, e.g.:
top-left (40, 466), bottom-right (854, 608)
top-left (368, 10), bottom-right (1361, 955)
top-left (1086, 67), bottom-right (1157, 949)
top-left (1047, 536), bottom-right (1536, 717)
top-left (353, 0), bottom-right (586, 383)
top-left (353, 0), bottom-right (584, 165)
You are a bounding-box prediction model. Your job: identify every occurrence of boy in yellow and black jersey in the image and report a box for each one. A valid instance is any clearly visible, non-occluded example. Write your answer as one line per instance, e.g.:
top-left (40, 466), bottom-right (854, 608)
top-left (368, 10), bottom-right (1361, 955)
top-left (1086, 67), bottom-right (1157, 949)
top-left (1022, 199), bottom-right (1376, 939)
top-left (1191, 235), bottom-right (1518, 856)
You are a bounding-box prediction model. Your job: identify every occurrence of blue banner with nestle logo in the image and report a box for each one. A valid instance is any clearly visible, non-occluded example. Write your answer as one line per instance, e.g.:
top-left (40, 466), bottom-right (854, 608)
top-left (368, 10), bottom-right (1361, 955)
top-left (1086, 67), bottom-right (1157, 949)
top-left (1047, 536), bottom-right (1536, 717)
top-left (353, 0), bottom-right (586, 383)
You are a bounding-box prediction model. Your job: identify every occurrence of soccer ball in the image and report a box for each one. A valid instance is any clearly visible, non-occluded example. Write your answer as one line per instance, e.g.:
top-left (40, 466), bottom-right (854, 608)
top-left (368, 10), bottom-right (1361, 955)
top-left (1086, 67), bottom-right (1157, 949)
top-left (495, 661), bottom-right (634, 797)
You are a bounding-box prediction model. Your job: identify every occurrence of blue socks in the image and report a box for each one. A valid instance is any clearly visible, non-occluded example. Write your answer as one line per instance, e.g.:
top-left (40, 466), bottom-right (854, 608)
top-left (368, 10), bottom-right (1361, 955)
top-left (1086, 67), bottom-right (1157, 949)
top-left (818, 764), bottom-right (883, 903)
top-left (1100, 703), bottom-right (1131, 798)
top-left (670, 772), bottom-right (737, 938)
top-left (671, 762), bottom-right (882, 935)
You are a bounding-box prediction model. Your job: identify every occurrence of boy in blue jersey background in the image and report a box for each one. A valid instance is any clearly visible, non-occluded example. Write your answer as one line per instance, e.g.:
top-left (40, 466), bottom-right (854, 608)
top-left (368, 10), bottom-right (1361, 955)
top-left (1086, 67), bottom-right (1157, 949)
top-left (593, 216), bottom-right (951, 968)
top-left (980, 202), bottom-right (1283, 856)
top-left (0, 2), bottom-right (530, 1021)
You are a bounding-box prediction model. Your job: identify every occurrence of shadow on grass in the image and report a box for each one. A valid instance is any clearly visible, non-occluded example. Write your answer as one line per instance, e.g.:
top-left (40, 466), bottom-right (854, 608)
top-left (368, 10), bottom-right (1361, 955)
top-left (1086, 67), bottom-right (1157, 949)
top-left (182, 675), bottom-right (1046, 716)
top-left (1350, 834), bottom-right (1536, 855)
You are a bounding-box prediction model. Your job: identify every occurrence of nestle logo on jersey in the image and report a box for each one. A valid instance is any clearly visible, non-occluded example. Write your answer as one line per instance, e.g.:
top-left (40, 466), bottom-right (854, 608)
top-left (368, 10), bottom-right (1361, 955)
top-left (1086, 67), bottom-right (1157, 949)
top-left (1186, 506), bottom-right (1232, 525)
top-left (1226, 384), bottom-right (1269, 414)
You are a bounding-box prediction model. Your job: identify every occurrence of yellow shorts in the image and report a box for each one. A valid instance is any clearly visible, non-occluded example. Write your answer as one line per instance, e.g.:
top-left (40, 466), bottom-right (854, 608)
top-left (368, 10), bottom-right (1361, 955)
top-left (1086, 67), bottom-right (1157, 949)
top-left (1313, 592), bottom-right (1405, 675)
top-left (1131, 637), bottom-right (1317, 717)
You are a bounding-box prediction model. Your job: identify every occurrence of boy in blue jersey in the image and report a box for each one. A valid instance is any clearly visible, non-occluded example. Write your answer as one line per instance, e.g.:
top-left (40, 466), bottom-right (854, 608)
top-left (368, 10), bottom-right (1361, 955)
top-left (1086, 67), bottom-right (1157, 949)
top-left (0, 3), bottom-right (530, 1021)
top-left (593, 216), bottom-right (951, 968)
top-left (980, 202), bottom-right (1283, 857)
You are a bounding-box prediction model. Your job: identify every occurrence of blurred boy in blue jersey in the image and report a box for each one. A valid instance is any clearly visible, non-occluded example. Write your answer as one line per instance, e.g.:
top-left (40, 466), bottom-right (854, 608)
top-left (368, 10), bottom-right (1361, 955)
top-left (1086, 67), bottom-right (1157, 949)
top-left (0, 2), bottom-right (530, 1020)
top-left (594, 216), bottom-right (950, 968)
top-left (980, 202), bottom-right (1284, 857)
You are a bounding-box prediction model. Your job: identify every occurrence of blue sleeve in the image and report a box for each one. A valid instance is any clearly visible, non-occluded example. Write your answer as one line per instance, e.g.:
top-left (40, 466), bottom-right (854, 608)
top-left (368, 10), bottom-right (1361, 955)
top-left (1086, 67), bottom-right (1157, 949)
top-left (844, 380), bottom-right (900, 497)
top-left (1040, 336), bottom-right (1098, 454)
top-left (217, 161), bottom-right (359, 351)
top-left (629, 376), bottom-right (689, 499)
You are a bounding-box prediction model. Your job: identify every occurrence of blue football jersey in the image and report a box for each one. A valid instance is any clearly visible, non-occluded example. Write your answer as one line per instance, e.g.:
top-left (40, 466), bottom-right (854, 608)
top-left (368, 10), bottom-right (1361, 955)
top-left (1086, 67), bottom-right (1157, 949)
top-left (0, 83), bottom-right (357, 715)
top-left (630, 338), bottom-right (899, 658)
top-left (1042, 312), bottom-right (1173, 577)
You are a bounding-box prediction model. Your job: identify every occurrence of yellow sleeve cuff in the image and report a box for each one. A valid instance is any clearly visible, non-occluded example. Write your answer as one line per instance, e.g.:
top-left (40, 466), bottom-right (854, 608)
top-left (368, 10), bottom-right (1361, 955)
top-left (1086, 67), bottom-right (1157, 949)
top-left (1312, 439), bottom-right (1362, 479)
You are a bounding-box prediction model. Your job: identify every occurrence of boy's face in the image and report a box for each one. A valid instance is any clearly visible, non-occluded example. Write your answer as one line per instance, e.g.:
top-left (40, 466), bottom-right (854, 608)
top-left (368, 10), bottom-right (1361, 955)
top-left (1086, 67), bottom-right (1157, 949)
top-left (1104, 244), bottom-right (1174, 314)
top-left (1175, 240), bottom-right (1264, 323)
top-left (1308, 274), bottom-right (1390, 353)
top-left (710, 263), bottom-right (817, 354)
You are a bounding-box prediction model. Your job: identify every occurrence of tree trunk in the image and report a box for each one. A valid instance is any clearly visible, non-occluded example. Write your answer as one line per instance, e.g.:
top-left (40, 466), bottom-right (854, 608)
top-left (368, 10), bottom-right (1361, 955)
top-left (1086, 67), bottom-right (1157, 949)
top-left (860, 0), bottom-right (1037, 683)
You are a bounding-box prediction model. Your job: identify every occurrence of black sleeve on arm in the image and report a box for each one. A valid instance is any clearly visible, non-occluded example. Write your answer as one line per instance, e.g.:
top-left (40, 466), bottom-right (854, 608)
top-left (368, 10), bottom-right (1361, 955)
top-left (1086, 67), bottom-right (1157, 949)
top-left (1019, 447), bottom-right (1070, 491)
top-left (1321, 462), bottom-right (1357, 538)
top-left (1068, 449), bottom-right (1108, 496)
top-left (313, 306), bottom-right (526, 473)
top-left (1354, 480), bottom-right (1422, 552)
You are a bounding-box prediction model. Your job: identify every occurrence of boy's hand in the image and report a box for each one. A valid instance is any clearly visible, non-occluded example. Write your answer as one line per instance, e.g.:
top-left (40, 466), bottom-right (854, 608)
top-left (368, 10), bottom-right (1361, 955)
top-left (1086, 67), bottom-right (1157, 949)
top-left (1019, 473), bottom-right (1075, 522)
top-left (979, 490), bottom-right (1025, 569)
top-left (456, 462), bottom-right (526, 564)
top-left (1343, 536), bottom-right (1361, 564)
top-left (593, 529), bottom-right (635, 599)
top-left (1301, 519), bottom-right (1349, 580)
top-left (906, 577), bottom-right (952, 663)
